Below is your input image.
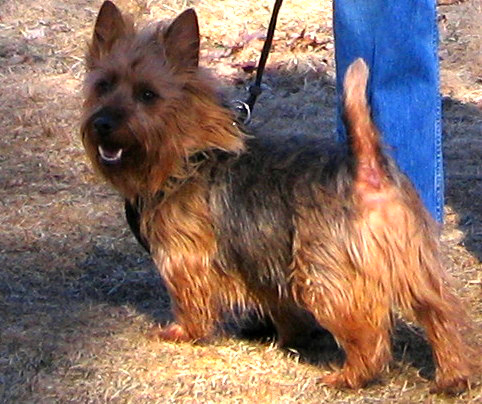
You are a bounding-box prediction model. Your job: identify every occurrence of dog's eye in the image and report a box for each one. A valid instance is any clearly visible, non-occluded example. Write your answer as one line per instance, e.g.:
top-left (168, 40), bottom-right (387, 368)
top-left (138, 88), bottom-right (159, 104)
top-left (96, 79), bottom-right (113, 96)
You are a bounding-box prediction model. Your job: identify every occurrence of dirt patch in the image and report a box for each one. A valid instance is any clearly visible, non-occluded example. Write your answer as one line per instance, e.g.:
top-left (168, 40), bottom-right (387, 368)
top-left (0, 0), bottom-right (480, 402)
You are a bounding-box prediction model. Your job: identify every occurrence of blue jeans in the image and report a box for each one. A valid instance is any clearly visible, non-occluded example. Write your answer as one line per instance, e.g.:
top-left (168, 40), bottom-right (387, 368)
top-left (333, 0), bottom-right (444, 222)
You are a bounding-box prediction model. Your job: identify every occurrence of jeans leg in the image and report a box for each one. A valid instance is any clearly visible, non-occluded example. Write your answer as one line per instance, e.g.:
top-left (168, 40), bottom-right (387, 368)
top-left (333, 0), bottom-right (444, 223)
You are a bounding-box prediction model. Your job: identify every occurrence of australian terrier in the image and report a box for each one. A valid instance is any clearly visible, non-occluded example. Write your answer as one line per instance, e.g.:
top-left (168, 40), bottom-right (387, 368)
top-left (81, 1), bottom-right (475, 393)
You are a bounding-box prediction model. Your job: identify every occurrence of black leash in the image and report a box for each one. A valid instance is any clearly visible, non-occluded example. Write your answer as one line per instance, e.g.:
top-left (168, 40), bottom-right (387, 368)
top-left (234, 0), bottom-right (284, 123)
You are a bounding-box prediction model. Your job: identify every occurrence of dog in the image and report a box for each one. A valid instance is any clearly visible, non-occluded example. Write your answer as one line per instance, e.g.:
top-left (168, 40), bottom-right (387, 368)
top-left (80, 1), bottom-right (475, 393)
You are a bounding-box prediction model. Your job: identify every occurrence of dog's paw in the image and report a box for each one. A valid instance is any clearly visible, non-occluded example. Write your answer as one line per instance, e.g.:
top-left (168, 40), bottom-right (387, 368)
top-left (318, 370), bottom-right (368, 390)
top-left (429, 377), bottom-right (469, 395)
top-left (319, 372), bottom-right (352, 389)
top-left (147, 323), bottom-right (192, 342)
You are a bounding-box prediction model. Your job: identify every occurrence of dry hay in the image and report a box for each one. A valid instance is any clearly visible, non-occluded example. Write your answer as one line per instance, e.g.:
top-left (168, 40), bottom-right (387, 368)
top-left (0, 0), bottom-right (480, 403)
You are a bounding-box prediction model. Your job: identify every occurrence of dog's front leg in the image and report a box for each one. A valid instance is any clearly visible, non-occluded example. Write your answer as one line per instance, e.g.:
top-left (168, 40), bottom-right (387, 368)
top-left (148, 251), bottom-right (222, 343)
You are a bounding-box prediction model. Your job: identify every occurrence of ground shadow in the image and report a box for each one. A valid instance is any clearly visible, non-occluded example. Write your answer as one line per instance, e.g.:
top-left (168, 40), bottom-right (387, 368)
top-left (73, 244), bottom-right (172, 324)
top-left (73, 240), bottom-right (435, 377)
top-left (72, 239), bottom-right (435, 380)
top-left (442, 96), bottom-right (482, 261)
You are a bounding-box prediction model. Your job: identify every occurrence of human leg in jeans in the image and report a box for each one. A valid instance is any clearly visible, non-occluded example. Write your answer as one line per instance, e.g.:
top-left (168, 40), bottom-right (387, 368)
top-left (333, 0), bottom-right (444, 223)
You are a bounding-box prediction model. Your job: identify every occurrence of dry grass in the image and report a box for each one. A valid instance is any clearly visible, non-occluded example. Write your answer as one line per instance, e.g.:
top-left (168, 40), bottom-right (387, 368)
top-left (0, 0), bottom-right (480, 402)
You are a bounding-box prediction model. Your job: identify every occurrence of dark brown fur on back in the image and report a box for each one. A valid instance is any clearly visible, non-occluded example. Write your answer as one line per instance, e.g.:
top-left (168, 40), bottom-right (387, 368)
top-left (81, 2), bottom-right (478, 394)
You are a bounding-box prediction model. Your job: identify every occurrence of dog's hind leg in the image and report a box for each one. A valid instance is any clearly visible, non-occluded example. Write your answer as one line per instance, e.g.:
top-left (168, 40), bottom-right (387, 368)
top-left (389, 211), bottom-right (475, 394)
top-left (291, 256), bottom-right (392, 388)
top-left (412, 288), bottom-right (473, 394)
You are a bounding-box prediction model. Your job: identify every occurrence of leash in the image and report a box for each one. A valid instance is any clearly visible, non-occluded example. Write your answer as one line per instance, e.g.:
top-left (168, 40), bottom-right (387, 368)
top-left (234, 0), bottom-right (284, 124)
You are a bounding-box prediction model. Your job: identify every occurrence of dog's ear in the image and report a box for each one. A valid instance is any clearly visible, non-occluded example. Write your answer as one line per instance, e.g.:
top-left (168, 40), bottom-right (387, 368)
top-left (164, 9), bottom-right (200, 70)
top-left (89, 1), bottom-right (127, 61)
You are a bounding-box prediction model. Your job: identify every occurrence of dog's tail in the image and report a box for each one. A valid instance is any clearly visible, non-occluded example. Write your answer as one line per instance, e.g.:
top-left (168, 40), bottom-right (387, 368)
top-left (343, 58), bottom-right (386, 190)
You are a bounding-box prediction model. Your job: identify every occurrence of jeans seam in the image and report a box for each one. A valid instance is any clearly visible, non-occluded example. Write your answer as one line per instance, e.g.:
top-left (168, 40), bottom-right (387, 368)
top-left (433, 1), bottom-right (444, 223)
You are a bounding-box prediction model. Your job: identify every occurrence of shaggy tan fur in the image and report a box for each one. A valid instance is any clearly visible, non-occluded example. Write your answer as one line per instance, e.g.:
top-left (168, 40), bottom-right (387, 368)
top-left (81, 2), bottom-right (478, 394)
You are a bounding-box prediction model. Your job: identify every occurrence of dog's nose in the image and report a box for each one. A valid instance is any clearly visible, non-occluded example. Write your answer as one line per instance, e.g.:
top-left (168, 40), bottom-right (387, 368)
top-left (93, 115), bottom-right (114, 136)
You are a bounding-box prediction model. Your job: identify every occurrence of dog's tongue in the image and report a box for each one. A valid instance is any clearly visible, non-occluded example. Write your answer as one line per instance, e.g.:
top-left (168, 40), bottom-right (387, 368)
top-left (103, 148), bottom-right (120, 158)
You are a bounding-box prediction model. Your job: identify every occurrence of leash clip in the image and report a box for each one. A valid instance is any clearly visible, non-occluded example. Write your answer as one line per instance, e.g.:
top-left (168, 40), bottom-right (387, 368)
top-left (232, 99), bottom-right (252, 125)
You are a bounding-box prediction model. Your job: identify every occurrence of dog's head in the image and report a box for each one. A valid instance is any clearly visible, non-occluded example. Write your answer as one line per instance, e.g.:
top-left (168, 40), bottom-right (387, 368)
top-left (81, 1), bottom-right (244, 199)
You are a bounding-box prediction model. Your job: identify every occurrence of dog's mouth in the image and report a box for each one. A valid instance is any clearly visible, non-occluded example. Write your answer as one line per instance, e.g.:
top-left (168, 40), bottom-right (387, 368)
top-left (98, 145), bottom-right (123, 165)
